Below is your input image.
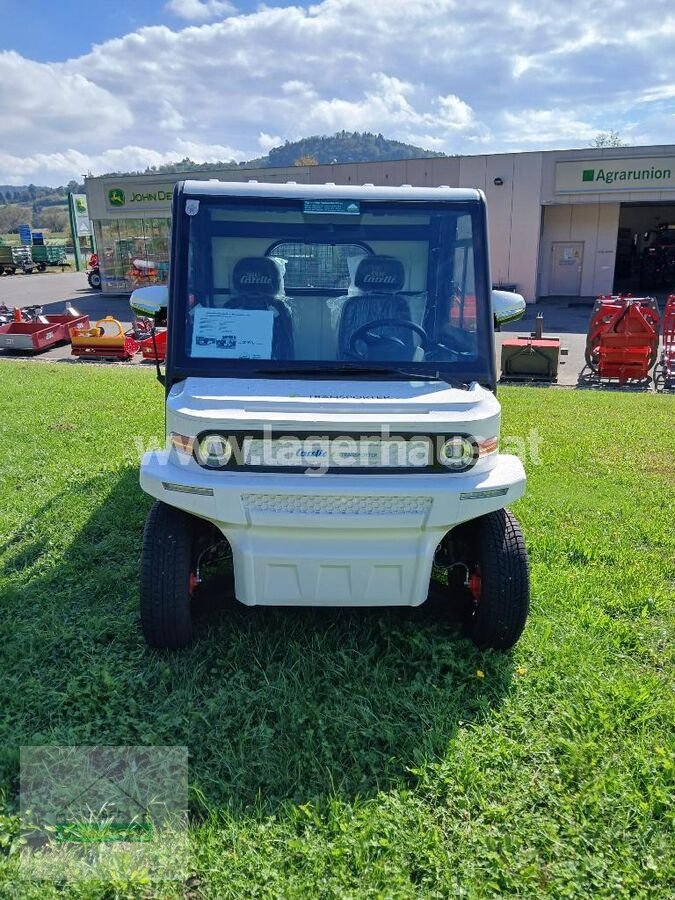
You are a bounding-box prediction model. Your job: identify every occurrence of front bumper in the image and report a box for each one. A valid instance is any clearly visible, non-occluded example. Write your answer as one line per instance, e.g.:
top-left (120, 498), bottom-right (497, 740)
top-left (140, 452), bottom-right (525, 607)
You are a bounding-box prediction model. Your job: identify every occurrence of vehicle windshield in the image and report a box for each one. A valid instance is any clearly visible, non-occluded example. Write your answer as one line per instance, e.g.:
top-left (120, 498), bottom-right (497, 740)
top-left (173, 195), bottom-right (494, 382)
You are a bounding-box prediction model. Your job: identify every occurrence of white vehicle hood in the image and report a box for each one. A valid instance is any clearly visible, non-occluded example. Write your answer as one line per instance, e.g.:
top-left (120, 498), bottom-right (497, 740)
top-left (168, 377), bottom-right (501, 433)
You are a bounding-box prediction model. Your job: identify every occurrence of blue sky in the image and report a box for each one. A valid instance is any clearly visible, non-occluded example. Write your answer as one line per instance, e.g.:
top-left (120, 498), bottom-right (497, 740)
top-left (1, 0), bottom-right (674, 185)
top-left (1, 0), bottom-right (295, 61)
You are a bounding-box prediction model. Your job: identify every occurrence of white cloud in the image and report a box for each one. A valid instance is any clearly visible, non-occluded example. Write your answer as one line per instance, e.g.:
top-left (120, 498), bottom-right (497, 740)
top-left (500, 109), bottom-right (598, 146)
top-left (166, 0), bottom-right (235, 20)
top-left (0, 141), bottom-right (246, 187)
top-left (158, 100), bottom-right (185, 131)
top-left (436, 95), bottom-right (475, 130)
top-left (172, 140), bottom-right (246, 162)
top-left (638, 85), bottom-right (675, 103)
top-left (258, 132), bottom-right (283, 153)
top-left (0, 51), bottom-right (132, 155)
top-left (282, 81), bottom-right (316, 96)
top-left (3, 0), bottom-right (675, 184)
top-left (306, 75), bottom-right (422, 132)
top-left (300, 75), bottom-right (482, 146)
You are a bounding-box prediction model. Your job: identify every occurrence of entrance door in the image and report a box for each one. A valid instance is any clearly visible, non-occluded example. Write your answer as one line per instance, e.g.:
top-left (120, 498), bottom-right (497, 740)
top-left (549, 241), bottom-right (584, 295)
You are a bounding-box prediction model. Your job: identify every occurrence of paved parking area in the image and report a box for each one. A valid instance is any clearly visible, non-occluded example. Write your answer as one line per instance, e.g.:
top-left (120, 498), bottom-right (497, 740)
top-left (496, 299), bottom-right (592, 386)
top-left (0, 272), bottom-right (668, 388)
top-left (0, 271), bottom-right (108, 314)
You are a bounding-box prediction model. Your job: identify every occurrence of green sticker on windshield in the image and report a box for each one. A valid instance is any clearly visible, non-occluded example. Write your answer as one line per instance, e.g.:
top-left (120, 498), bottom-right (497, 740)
top-left (303, 200), bottom-right (361, 215)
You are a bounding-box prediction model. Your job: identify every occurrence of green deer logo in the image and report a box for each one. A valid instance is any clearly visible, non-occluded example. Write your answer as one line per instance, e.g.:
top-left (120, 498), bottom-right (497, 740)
top-left (108, 189), bottom-right (125, 207)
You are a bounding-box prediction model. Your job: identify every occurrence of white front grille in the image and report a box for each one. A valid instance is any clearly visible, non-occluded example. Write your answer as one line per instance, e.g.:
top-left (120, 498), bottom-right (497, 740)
top-left (242, 493), bottom-right (432, 517)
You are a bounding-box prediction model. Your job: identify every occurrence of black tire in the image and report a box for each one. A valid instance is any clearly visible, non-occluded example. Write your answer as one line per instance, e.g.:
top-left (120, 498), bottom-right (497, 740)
top-left (37, 263), bottom-right (46, 272)
top-left (88, 270), bottom-right (102, 290)
top-left (140, 501), bottom-right (195, 649)
top-left (464, 509), bottom-right (530, 650)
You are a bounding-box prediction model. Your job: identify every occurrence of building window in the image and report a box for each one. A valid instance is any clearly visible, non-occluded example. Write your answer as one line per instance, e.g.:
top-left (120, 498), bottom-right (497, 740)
top-left (94, 217), bottom-right (171, 292)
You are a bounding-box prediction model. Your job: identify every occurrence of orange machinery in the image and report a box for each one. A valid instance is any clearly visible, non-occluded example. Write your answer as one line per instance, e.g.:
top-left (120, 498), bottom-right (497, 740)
top-left (71, 317), bottom-right (141, 360)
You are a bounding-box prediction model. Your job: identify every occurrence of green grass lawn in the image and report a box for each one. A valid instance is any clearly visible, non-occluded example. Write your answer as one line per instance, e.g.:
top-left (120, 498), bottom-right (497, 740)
top-left (0, 362), bottom-right (673, 898)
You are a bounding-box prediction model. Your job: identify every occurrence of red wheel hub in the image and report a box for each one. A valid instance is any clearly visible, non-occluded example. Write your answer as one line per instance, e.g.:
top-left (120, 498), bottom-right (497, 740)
top-left (468, 568), bottom-right (482, 602)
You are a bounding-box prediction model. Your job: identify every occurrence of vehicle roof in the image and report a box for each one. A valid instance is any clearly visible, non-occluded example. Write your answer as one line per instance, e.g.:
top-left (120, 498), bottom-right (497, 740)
top-left (182, 179), bottom-right (482, 203)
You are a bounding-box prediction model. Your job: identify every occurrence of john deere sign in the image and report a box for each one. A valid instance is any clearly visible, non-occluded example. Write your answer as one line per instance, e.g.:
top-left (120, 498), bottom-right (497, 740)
top-left (556, 157), bottom-right (675, 193)
top-left (108, 188), bottom-right (125, 207)
top-left (106, 185), bottom-right (174, 210)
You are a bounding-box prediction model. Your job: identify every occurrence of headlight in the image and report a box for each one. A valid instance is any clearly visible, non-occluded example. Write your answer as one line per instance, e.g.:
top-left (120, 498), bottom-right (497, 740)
top-left (438, 436), bottom-right (478, 471)
top-left (194, 433), bottom-right (232, 468)
top-left (169, 432), bottom-right (194, 456)
top-left (478, 436), bottom-right (499, 456)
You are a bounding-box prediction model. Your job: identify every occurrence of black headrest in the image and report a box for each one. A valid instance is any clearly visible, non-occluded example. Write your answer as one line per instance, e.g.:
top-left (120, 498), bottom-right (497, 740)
top-left (233, 257), bottom-right (282, 296)
top-left (354, 256), bottom-right (405, 293)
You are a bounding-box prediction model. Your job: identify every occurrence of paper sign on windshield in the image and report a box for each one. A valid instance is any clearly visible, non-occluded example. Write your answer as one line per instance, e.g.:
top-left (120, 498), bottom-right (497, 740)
top-left (191, 307), bottom-right (274, 359)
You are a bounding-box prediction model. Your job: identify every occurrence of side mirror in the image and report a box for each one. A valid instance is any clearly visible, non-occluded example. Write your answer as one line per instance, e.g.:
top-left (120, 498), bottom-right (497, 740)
top-left (130, 285), bottom-right (168, 320)
top-left (492, 289), bottom-right (526, 329)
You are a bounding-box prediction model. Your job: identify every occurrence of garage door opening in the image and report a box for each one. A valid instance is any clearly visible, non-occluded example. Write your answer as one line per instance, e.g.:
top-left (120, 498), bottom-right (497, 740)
top-left (614, 202), bottom-right (675, 294)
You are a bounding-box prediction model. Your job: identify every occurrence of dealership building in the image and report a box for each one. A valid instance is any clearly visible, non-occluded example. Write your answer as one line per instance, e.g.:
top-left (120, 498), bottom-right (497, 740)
top-left (85, 143), bottom-right (675, 301)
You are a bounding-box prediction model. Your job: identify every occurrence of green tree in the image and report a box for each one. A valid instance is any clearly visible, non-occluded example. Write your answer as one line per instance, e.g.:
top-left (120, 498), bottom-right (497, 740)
top-left (592, 131), bottom-right (626, 148)
top-left (39, 207), bottom-right (68, 232)
top-left (0, 204), bottom-right (32, 233)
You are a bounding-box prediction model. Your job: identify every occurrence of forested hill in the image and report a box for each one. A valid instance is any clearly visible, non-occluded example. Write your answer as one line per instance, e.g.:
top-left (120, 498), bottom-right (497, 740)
top-left (260, 132), bottom-right (445, 167)
top-left (142, 132), bottom-right (445, 174)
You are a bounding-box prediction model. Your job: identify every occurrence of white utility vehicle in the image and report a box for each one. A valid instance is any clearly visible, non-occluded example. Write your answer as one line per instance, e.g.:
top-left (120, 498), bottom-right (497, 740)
top-left (131, 181), bottom-right (529, 651)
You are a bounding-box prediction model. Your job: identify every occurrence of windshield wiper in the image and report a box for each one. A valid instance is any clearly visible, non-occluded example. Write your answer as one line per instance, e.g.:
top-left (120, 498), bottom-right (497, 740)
top-left (256, 364), bottom-right (466, 387)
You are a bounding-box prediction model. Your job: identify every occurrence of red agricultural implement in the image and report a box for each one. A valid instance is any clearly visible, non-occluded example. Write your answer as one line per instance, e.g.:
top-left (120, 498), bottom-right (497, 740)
top-left (585, 295), bottom-right (660, 383)
top-left (140, 329), bottom-right (167, 362)
top-left (0, 310), bottom-right (89, 353)
top-left (657, 294), bottom-right (675, 389)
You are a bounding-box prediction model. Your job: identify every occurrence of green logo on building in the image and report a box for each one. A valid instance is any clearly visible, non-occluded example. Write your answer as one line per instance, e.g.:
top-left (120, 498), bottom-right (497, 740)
top-left (582, 169), bottom-right (595, 182)
top-left (108, 188), bottom-right (125, 207)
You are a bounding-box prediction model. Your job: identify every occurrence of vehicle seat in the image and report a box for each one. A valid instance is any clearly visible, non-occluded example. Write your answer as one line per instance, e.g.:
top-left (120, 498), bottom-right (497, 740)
top-left (337, 255), bottom-right (415, 360)
top-left (221, 257), bottom-right (294, 359)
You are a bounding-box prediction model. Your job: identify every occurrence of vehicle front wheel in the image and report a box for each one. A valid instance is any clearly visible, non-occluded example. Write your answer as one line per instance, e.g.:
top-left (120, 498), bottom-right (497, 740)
top-left (88, 270), bottom-right (102, 289)
top-left (140, 501), bottom-right (196, 649)
top-left (463, 508), bottom-right (530, 650)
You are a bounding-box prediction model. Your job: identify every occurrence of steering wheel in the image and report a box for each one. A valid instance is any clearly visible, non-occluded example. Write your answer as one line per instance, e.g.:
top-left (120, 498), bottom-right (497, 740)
top-left (424, 326), bottom-right (477, 361)
top-left (347, 318), bottom-right (428, 360)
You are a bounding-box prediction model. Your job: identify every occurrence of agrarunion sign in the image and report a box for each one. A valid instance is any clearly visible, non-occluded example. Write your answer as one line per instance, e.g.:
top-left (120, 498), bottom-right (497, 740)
top-left (555, 157), bottom-right (675, 193)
